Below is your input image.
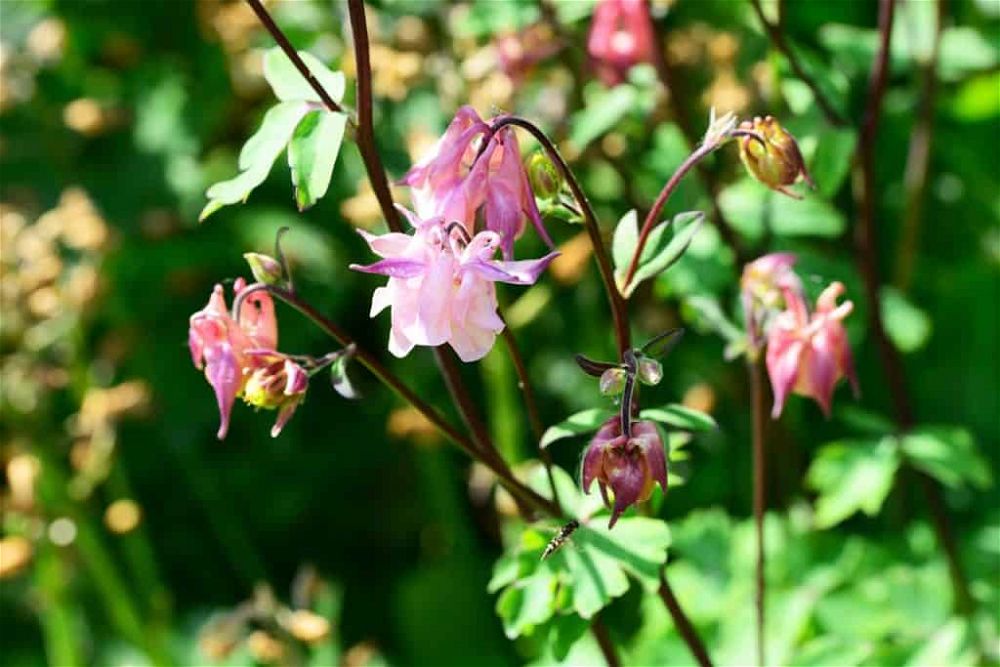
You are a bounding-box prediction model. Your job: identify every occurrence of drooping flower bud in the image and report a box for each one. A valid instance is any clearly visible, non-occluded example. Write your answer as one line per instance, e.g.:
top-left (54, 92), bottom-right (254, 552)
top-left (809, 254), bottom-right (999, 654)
top-left (581, 416), bottom-right (667, 528)
top-left (637, 357), bottom-right (663, 386)
top-left (526, 152), bottom-right (562, 200)
top-left (599, 367), bottom-right (627, 396)
top-left (738, 116), bottom-right (814, 197)
top-left (243, 252), bottom-right (283, 286)
top-left (765, 281), bottom-right (859, 418)
top-left (242, 350), bottom-right (309, 437)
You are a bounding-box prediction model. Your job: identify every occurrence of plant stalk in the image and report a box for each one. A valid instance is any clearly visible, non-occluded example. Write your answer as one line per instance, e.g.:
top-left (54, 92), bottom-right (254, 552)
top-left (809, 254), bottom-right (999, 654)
top-left (658, 572), bottom-right (714, 667)
top-left (749, 358), bottom-right (768, 667)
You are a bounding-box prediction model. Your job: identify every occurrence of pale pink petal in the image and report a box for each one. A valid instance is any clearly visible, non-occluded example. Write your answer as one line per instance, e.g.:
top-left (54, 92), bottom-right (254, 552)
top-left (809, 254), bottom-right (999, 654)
top-left (766, 331), bottom-right (805, 419)
top-left (350, 258), bottom-right (426, 278)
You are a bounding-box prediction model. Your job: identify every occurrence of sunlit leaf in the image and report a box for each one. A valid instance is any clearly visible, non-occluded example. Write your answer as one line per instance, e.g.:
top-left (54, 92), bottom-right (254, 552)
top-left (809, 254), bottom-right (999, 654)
top-left (263, 47), bottom-right (345, 104)
top-left (900, 427), bottom-right (992, 490)
top-left (807, 438), bottom-right (901, 529)
top-left (639, 404), bottom-right (717, 432)
top-left (880, 286), bottom-right (932, 354)
top-left (611, 209), bottom-right (638, 276)
top-left (288, 109), bottom-right (348, 211)
top-left (623, 212), bottom-right (705, 297)
top-left (570, 84), bottom-right (638, 150)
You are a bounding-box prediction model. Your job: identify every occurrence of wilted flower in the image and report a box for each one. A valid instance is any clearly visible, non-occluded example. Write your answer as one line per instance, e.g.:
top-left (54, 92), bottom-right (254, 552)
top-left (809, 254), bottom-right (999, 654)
top-left (188, 278), bottom-right (277, 439)
top-left (587, 0), bottom-right (656, 86)
top-left (582, 416), bottom-right (667, 527)
top-left (242, 350), bottom-right (309, 437)
top-left (766, 282), bottom-right (859, 418)
top-left (741, 252), bottom-right (802, 351)
top-left (351, 206), bottom-right (558, 362)
top-left (400, 106), bottom-right (552, 259)
top-left (737, 116), bottom-right (814, 197)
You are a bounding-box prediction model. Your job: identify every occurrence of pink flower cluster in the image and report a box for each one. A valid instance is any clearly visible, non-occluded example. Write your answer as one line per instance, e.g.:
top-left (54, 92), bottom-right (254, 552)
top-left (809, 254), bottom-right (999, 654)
top-left (587, 0), bottom-right (656, 86)
top-left (742, 254), bottom-right (858, 418)
top-left (353, 107), bottom-right (558, 361)
top-left (189, 279), bottom-right (307, 439)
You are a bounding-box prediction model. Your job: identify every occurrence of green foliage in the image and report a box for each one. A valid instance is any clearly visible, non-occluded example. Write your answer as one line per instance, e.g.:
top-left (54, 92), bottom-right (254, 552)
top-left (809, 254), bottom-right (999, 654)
top-left (900, 426), bottom-right (992, 490)
top-left (639, 404), bottom-right (718, 432)
top-left (807, 438), bottom-right (901, 528)
top-left (539, 408), bottom-right (613, 449)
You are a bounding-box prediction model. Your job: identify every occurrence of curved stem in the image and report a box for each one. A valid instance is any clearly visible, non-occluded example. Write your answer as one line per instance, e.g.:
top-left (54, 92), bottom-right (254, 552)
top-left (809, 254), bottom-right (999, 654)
top-left (234, 283), bottom-right (559, 517)
top-left (488, 115), bottom-right (631, 356)
top-left (658, 572), bottom-right (714, 667)
top-left (622, 141), bottom-right (721, 289)
top-left (749, 359), bottom-right (768, 667)
top-left (590, 615), bottom-right (622, 667)
top-left (748, 0), bottom-right (846, 127)
top-left (853, 0), bottom-right (973, 618)
top-left (244, 0), bottom-right (347, 116)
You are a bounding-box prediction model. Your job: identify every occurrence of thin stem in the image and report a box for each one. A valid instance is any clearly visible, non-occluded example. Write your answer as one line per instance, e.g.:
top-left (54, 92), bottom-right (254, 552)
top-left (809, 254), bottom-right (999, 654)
top-left (590, 616), bottom-right (623, 667)
top-left (244, 0), bottom-right (346, 116)
top-left (488, 116), bottom-right (631, 356)
top-left (853, 0), bottom-right (974, 617)
top-left (748, 0), bottom-right (846, 127)
top-left (235, 283), bottom-right (559, 517)
top-left (346, 0), bottom-right (403, 232)
top-left (658, 572), bottom-right (714, 667)
top-left (433, 346), bottom-right (500, 461)
top-left (622, 141), bottom-right (720, 289)
top-left (499, 324), bottom-right (562, 514)
top-left (647, 27), bottom-right (747, 265)
top-left (894, 0), bottom-right (945, 290)
top-left (749, 359), bottom-right (768, 667)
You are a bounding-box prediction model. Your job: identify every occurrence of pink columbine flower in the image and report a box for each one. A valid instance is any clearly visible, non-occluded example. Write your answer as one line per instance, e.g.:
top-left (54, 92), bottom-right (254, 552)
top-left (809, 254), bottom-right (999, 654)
top-left (766, 281), bottom-right (859, 418)
top-left (741, 252), bottom-right (802, 351)
top-left (587, 0), bottom-right (656, 86)
top-left (582, 416), bottom-right (667, 528)
top-left (241, 349), bottom-right (309, 438)
top-left (189, 279), bottom-right (308, 439)
top-left (351, 206), bottom-right (558, 362)
top-left (400, 106), bottom-right (552, 259)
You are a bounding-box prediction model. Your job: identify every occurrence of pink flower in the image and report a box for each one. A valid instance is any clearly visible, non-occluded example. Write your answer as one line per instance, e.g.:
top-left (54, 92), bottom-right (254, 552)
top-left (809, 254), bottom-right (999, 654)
top-left (241, 349), bottom-right (309, 438)
top-left (189, 279), bottom-right (277, 439)
top-left (351, 206), bottom-right (558, 362)
top-left (587, 0), bottom-right (656, 86)
top-left (401, 106), bottom-right (552, 259)
top-left (741, 252), bottom-right (802, 350)
top-left (495, 24), bottom-right (561, 82)
top-left (582, 416), bottom-right (667, 528)
top-left (766, 282), bottom-right (859, 418)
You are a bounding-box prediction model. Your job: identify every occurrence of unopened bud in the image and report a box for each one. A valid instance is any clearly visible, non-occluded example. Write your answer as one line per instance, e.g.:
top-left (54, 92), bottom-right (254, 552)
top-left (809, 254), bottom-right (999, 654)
top-left (243, 252), bottom-right (283, 286)
top-left (738, 116), bottom-right (813, 196)
top-left (599, 367), bottom-right (627, 396)
top-left (637, 357), bottom-right (663, 386)
top-left (526, 152), bottom-right (562, 200)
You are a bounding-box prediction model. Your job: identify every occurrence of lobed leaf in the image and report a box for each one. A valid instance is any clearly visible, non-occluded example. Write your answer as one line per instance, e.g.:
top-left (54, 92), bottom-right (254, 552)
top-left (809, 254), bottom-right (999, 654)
top-left (640, 404), bottom-right (717, 432)
top-left (623, 211), bottom-right (705, 297)
top-left (263, 48), bottom-right (346, 104)
top-left (807, 438), bottom-right (901, 529)
top-left (539, 408), bottom-right (613, 450)
top-left (288, 109), bottom-right (348, 211)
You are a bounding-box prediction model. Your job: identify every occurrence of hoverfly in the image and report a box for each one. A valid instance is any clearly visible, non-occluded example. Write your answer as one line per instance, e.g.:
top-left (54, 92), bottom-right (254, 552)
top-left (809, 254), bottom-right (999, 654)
top-left (541, 519), bottom-right (580, 561)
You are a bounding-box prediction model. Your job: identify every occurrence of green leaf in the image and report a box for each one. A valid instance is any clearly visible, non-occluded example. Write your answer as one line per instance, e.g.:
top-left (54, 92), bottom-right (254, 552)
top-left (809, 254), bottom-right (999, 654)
top-left (807, 438), bottom-right (901, 529)
top-left (611, 209), bottom-right (638, 276)
top-left (640, 404), bottom-right (717, 432)
top-left (570, 84), bottom-right (638, 150)
top-left (623, 212), bottom-right (705, 297)
top-left (495, 565), bottom-right (556, 639)
top-left (718, 179), bottom-right (845, 240)
top-left (900, 427), bottom-right (992, 490)
top-left (539, 408), bottom-right (614, 449)
top-left (201, 101), bottom-right (309, 220)
top-left (288, 109), bottom-right (348, 210)
top-left (880, 286), bottom-right (932, 354)
top-left (547, 613), bottom-right (589, 661)
top-left (263, 47), bottom-right (345, 104)
top-left (807, 127), bottom-right (857, 198)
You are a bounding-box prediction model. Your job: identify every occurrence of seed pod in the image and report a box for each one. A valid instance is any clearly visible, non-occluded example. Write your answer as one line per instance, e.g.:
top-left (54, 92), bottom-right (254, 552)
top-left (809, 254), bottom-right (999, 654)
top-left (738, 116), bottom-right (814, 197)
top-left (599, 367), bottom-right (627, 396)
top-left (526, 152), bottom-right (562, 200)
top-left (637, 357), bottom-right (663, 386)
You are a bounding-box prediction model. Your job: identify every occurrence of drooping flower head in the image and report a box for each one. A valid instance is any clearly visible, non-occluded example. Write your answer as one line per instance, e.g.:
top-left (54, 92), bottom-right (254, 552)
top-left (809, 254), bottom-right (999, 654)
top-left (738, 116), bottom-right (814, 198)
top-left (351, 206), bottom-right (558, 362)
top-left (242, 349), bottom-right (309, 438)
top-left (587, 0), bottom-right (656, 86)
top-left (766, 281), bottom-right (859, 418)
top-left (741, 252), bottom-right (802, 352)
top-left (400, 106), bottom-right (552, 259)
top-left (581, 416), bottom-right (667, 528)
top-left (188, 278), bottom-right (277, 439)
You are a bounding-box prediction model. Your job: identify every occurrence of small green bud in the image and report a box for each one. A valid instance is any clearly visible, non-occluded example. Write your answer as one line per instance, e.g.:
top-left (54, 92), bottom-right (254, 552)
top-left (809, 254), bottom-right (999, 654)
top-left (526, 152), bottom-right (562, 200)
top-left (637, 357), bottom-right (663, 386)
top-left (599, 367), bottom-right (627, 396)
top-left (243, 252), bottom-right (283, 286)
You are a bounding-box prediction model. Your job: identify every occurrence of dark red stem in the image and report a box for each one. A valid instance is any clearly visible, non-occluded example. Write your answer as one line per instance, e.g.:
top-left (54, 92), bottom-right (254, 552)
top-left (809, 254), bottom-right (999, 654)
top-left (749, 359), bottom-right (767, 667)
top-left (658, 572), bottom-right (714, 667)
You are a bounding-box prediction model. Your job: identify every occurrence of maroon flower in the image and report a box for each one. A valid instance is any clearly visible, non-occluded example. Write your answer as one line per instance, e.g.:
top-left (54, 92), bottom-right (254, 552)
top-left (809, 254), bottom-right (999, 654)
top-left (581, 416), bottom-right (667, 527)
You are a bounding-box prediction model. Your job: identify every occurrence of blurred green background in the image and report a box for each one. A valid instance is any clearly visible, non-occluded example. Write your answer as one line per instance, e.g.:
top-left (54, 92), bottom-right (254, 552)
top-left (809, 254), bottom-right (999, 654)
top-left (1, 0), bottom-right (997, 665)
